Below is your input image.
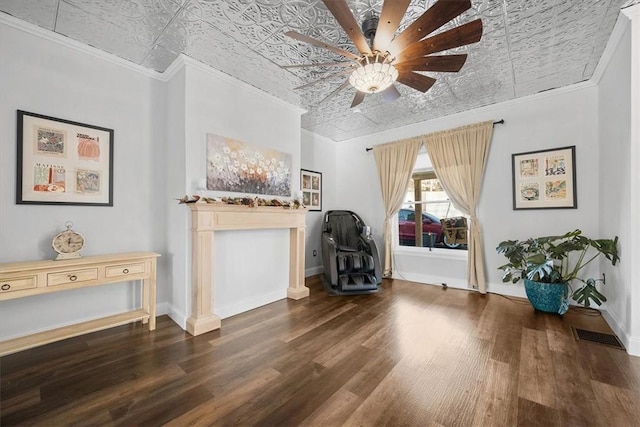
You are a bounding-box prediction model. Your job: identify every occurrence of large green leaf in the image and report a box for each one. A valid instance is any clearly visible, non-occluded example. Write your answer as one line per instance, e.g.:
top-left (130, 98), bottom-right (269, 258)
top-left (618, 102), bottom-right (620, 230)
top-left (572, 283), bottom-right (607, 308)
top-left (526, 260), bottom-right (554, 282)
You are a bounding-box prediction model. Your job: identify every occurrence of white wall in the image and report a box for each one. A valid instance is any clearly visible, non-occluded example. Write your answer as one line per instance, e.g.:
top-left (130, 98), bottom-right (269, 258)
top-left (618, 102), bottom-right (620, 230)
top-left (627, 3), bottom-right (640, 357)
top-left (598, 6), bottom-right (640, 355)
top-left (164, 63), bottom-right (188, 324)
top-left (300, 130), bottom-right (337, 276)
top-left (164, 58), bottom-right (304, 324)
top-left (0, 19), bottom-right (169, 339)
top-left (335, 83), bottom-right (602, 298)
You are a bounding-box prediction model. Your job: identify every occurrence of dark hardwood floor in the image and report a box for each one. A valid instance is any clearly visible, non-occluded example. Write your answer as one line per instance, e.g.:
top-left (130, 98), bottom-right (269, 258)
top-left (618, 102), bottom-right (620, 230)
top-left (1, 276), bottom-right (639, 426)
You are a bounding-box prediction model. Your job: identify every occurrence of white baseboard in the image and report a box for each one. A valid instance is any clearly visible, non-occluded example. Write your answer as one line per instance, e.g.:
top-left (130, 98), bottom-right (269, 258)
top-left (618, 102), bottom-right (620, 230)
top-left (164, 289), bottom-right (293, 330)
top-left (392, 271), bottom-right (469, 289)
top-left (601, 309), bottom-right (640, 357)
top-left (392, 274), bottom-right (530, 300)
top-left (627, 336), bottom-right (640, 357)
top-left (156, 302), bottom-right (170, 316)
top-left (215, 289), bottom-right (287, 319)
top-left (167, 306), bottom-right (187, 330)
top-left (485, 281), bottom-right (527, 299)
top-left (305, 265), bottom-right (323, 277)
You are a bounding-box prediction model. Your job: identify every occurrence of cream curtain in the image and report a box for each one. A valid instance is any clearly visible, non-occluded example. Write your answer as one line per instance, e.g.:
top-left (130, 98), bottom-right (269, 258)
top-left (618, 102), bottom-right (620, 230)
top-left (373, 138), bottom-right (423, 277)
top-left (423, 121), bottom-right (494, 293)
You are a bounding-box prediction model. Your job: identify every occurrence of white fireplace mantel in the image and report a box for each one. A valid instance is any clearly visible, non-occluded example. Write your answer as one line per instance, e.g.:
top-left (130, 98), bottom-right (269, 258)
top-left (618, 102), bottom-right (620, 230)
top-left (186, 202), bottom-right (309, 336)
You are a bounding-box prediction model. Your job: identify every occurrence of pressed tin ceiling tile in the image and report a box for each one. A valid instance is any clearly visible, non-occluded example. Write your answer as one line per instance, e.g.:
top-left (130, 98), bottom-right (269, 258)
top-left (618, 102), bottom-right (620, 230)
top-left (55, 1), bottom-right (153, 64)
top-left (156, 9), bottom-right (211, 54)
top-left (63, 0), bottom-right (181, 20)
top-left (0, 0), bottom-right (58, 30)
top-left (63, 0), bottom-right (181, 47)
top-left (331, 113), bottom-right (377, 132)
top-left (187, 0), bottom-right (245, 24)
top-left (0, 0), bottom-right (633, 141)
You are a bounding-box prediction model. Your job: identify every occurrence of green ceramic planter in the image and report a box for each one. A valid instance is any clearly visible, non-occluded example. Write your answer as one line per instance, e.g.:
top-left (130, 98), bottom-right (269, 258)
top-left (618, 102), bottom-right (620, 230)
top-left (524, 279), bottom-right (569, 315)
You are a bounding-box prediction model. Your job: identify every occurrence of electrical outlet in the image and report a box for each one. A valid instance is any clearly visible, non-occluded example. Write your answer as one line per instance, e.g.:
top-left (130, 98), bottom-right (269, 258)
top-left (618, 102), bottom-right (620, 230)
top-left (313, 249), bottom-right (317, 257)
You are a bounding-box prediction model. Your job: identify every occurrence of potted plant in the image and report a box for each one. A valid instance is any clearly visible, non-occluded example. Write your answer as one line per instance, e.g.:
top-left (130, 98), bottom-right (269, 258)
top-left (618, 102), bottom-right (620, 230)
top-left (496, 229), bottom-right (619, 314)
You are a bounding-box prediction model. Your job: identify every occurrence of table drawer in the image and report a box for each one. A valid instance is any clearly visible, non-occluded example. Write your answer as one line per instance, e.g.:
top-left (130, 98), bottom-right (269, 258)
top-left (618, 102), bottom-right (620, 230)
top-left (47, 268), bottom-right (99, 286)
top-left (105, 262), bottom-right (146, 279)
top-left (0, 275), bottom-right (37, 293)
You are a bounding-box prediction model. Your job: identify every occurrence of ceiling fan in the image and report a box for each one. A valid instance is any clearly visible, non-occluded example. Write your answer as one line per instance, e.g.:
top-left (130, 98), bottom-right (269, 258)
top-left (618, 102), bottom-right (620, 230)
top-left (282, 0), bottom-right (483, 108)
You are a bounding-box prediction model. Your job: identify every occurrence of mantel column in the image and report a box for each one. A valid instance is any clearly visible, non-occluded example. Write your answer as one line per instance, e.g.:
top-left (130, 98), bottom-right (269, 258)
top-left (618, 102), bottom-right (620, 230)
top-left (186, 210), bottom-right (221, 336)
top-left (288, 226), bottom-right (309, 299)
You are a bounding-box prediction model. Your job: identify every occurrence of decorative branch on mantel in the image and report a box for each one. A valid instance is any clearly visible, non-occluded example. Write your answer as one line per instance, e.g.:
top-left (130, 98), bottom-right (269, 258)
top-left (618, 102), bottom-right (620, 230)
top-left (176, 195), bottom-right (304, 209)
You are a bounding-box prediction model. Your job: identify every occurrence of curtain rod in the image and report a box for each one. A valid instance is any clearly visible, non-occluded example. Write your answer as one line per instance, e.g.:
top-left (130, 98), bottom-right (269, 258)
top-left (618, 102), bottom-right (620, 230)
top-left (364, 119), bottom-right (505, 152)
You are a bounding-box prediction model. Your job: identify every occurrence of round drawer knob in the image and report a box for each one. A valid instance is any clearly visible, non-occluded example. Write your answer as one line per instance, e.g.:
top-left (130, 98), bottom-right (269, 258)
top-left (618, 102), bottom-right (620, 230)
top-left (1, 284), bottom-right (10, 290)
top-left (123, 268), bottom-right (129, 274)
top-left (69, 275), bottom-right (78, 281)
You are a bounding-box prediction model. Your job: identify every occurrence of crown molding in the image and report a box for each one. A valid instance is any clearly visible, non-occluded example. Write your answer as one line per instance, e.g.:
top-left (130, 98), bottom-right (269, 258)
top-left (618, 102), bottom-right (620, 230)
top-left (0, 12), bottom-right (163, 80)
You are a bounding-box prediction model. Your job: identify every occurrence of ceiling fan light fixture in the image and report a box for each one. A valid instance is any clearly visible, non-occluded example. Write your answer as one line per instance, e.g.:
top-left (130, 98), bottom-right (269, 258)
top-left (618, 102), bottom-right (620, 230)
top-left (349, 54), bottom-right (398, 94)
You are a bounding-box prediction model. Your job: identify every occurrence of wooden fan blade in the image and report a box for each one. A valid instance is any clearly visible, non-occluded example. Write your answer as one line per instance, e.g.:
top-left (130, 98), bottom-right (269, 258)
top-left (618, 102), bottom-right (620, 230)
top-left (395, 54), bottom-right (468, 72)
top-left (294, 69), bottom-right (353, 90)
top-left (372, 0), bottom-right (411, 52)
top-left (281, 61), bottom-right (354, 69)
top-left (351, 91), bottom-right (366, 108)
top-left (396, 71), bottom-right (436, 93)
top-left (381, 84), bottom-right (401, 102)
top-left (322, 0), bottom-right (372, 55)
top-left (395, 20), bottom-right (482, 63)
top-left (285, 31), bottom-right (359, 60)
top-left (388, 0), bottom-right (471, 56)
top-left (318, 80), bottom-right (351, 104)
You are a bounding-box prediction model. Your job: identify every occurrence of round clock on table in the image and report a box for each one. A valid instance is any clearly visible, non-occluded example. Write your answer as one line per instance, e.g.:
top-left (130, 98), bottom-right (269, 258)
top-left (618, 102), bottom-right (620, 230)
top-left (52, 221), bottom-right (85, 260)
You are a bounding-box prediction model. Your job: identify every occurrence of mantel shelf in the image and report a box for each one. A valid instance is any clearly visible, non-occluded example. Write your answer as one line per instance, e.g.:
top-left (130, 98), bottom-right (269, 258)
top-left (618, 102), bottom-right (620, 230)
top-left (188, 203), bottom-right (307, 231)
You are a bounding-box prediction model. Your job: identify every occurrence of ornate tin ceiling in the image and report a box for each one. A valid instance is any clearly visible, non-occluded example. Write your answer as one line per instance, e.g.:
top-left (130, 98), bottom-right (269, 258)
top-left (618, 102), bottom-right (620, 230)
top-left (1, 0), bottom-right (638, 141)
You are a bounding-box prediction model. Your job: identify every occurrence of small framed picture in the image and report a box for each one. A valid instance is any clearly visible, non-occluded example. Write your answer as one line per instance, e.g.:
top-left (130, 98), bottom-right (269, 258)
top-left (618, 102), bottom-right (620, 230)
top-left (16, 110), bottom-right (114, 206)
top-left (300, 169), bottom-right (322, 211)
top-left (512, 146), bottom-right (576, 210)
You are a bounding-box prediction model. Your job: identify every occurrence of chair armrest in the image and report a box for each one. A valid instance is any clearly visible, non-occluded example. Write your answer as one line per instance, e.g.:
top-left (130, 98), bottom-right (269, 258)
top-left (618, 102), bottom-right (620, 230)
top-left (321, 233), bottom-right (339, 285)
top-left (361, 236), bottom-right (382, 283)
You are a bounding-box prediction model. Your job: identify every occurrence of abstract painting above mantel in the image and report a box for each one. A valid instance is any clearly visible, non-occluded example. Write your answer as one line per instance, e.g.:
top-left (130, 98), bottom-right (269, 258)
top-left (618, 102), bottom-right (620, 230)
top-left (206, 134), bottom-right (291, 197)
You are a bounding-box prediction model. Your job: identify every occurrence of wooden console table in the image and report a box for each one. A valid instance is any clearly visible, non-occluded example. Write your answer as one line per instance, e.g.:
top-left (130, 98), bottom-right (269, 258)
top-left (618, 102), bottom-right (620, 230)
top-left (0, 252), bottom-right (160, 356)
top-left (187, 203), bottom-right (308, 336)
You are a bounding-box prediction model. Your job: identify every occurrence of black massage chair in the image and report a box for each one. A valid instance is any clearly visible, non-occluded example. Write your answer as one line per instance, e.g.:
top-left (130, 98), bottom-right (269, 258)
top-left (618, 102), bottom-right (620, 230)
top-left (321, 210), bottom-right (382, 294)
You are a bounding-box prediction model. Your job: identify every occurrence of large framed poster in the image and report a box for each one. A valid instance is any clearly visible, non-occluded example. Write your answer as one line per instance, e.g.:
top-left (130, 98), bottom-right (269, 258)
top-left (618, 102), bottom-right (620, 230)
top-left (16, 110), bottom-right (114, 206)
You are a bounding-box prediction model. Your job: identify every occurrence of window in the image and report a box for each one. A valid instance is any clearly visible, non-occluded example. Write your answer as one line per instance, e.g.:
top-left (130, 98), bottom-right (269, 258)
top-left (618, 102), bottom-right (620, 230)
top-left (396, 152), bottom-right (468, 250)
